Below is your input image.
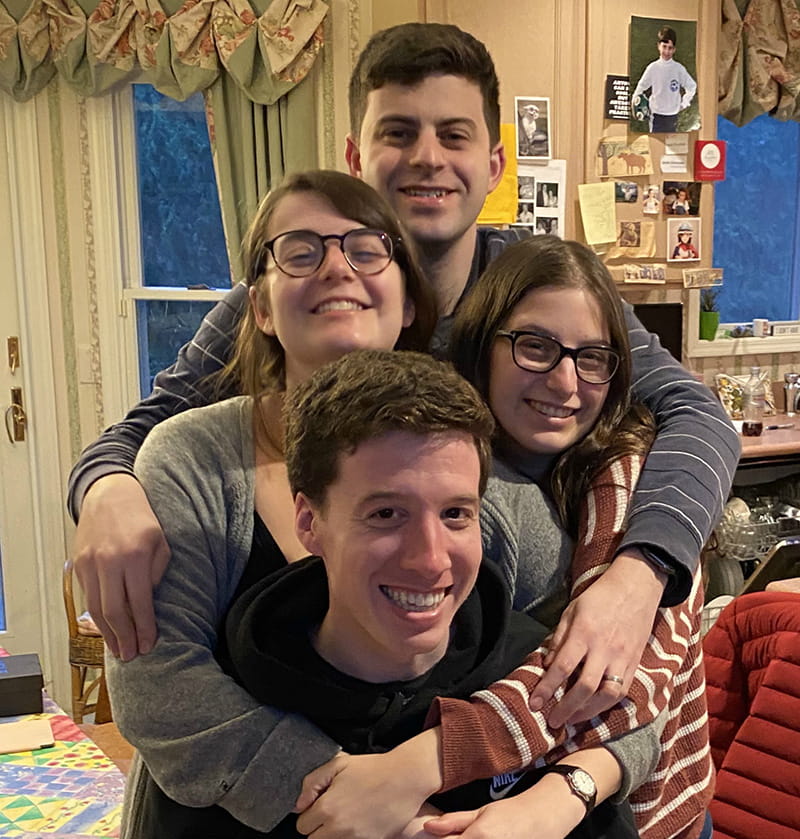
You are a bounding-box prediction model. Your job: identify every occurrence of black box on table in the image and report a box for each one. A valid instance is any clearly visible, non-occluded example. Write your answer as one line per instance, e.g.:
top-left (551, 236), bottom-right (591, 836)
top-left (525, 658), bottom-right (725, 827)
top-left (0, 654), bottom-right (44, 716)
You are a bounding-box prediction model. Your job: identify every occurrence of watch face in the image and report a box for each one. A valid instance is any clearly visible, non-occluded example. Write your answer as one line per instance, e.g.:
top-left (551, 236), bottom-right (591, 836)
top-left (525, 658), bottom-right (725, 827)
top-left (570, 768), bottom-right (596, 798)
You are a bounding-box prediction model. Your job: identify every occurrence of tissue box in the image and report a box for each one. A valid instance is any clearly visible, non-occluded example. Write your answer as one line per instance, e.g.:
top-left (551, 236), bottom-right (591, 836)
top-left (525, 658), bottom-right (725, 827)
top-left (0, 654), bottom-right (44, 717)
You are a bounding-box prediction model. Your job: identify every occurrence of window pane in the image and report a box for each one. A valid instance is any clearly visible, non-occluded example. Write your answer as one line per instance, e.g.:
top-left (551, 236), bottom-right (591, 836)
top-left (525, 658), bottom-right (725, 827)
top-left (133, 86), bottom-right (230, 290)
top-left (713, 115), bottom-right (799, 322)
top-left (136, 300), bottom-right (218, 397)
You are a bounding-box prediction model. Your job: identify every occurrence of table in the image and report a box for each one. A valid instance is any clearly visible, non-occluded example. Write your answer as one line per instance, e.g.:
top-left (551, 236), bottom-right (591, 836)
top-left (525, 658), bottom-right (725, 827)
top-left (731, 411), bottom-right (800, 490)
top-left (738, 411), bottom-right (800, 462)
top-left (0, 694), bottom-right (126, 836)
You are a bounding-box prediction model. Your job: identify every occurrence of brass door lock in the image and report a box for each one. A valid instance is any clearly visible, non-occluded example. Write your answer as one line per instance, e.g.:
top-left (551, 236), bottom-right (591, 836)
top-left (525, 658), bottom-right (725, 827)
top-left (5, 386), bottom-right (27, 443)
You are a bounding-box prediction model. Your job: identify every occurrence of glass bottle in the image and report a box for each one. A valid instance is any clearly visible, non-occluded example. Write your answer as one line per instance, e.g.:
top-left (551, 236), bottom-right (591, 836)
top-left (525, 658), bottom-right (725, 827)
top-left (784, 372), bottom-right (799, 417)
top-left (742, 366), bottom-right (766, 436)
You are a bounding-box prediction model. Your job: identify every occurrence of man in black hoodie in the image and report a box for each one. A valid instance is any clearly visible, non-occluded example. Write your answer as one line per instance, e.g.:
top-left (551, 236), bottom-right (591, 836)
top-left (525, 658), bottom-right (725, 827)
top-left (219, 350), bottom-right (636, 839)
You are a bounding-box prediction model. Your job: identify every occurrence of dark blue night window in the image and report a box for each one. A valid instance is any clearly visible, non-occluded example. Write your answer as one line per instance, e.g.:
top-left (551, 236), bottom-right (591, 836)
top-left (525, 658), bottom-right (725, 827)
top-left (714, 114), bottom-right (800, 323)
top-left (132, 85), bottom-right (230, 396)
top-left (133, 85), bottom-right (230, 290)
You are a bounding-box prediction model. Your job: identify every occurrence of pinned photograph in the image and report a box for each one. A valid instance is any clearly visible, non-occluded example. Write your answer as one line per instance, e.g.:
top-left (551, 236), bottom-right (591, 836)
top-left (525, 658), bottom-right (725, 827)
top-left (682, 267), bottom-right (723, 288)
top-left (615, 181), bottom-right (639, 203)
top-left (518, 176), bottom-right (536, 200)
top-left (623, 263), bottom-right (667, 283)
top-left (662, 181), bottom-right (700, 215)
top-left (629, 17), bottom-right (699, 134)
top-left (516, 203), bottom-right (535, 224)
top-left (537, 182), bottom-right (559, 208)
top-left (642, 185), bottom-right (661, 214)
top-left (606, 220), bottom-right (656, 258)
top-left (535, 217), bottom-right (559, 236)
top-left (618, 221), bottom-right (641, 248)
top-left (668, 217), bottom-right (701, 262)
top-left (515, 97), bottom-right (551, 161)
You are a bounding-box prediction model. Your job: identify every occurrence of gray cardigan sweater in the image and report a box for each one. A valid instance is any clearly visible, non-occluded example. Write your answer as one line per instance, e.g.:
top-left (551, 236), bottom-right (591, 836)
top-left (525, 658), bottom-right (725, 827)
top-left (108, 397), bottom-right (659, 834)
top-left (108, 398), bottom-right (340, 833)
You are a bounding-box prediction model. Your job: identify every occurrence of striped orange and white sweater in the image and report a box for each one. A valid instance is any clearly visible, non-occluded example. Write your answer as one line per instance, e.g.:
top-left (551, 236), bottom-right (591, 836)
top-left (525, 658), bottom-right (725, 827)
top-left (431, 455), bottom-right (713, 839)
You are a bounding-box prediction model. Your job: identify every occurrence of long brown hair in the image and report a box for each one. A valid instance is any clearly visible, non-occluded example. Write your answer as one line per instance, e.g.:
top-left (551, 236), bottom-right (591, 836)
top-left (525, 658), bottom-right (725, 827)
top-left (214, 170), bottom-right (437, 399)
top-left (450, 235), bottom-right (655, 535)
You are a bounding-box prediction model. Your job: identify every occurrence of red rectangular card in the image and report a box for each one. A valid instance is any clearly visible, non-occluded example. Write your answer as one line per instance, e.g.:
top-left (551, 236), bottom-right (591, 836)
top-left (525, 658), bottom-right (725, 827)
top-left (694, 140), bottom-right (726, 181)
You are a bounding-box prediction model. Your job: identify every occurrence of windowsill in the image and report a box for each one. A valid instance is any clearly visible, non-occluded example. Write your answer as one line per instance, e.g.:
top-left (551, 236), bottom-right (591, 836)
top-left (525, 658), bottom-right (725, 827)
top-left (124, 286), bottom-right (229, 302)
top-left (689, 332), bottom-right (800, 357)
top-left (685, 289), bottom-right (800, 357)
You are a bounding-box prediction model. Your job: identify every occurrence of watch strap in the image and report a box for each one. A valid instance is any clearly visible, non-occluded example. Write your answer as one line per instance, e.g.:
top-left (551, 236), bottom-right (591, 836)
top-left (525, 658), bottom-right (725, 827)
top-left (541, 764), bottom-right (597, 813)
top-left (637, 544), bottom-right (677, 578)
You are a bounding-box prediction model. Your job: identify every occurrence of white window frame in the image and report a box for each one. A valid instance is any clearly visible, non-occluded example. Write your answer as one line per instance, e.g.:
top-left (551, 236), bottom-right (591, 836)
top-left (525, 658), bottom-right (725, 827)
top-left (85, 86), bottom-right (228, 425)
top-left (686, 289), bottom-right (800, 358)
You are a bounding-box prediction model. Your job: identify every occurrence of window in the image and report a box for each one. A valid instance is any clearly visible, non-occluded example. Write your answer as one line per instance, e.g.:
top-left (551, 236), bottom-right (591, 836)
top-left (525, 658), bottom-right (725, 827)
top-left (128, 85), bottom-right (231, 395)
top-left (713, 114), bottom-right (800, 324)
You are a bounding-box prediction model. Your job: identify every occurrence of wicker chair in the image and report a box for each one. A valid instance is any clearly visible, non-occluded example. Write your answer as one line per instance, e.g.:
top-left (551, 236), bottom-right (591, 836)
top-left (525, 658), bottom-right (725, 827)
top-left (62, 562), bottom-right (111, 723)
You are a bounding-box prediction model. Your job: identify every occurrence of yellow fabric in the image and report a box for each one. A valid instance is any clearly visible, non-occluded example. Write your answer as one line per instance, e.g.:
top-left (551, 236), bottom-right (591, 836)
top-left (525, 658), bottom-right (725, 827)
top-left (477, 123), bottom-right (517, 226)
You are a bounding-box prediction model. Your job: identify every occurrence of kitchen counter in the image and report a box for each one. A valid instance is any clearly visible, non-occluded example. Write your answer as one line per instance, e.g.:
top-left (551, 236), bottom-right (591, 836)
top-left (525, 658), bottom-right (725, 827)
top-left (739, 413), bottom-right (800, 461)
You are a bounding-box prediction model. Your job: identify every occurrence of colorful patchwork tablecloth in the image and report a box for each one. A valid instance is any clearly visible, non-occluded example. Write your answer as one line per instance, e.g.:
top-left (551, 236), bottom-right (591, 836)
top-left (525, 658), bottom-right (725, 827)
top-left (0, 696), bottom-right (125, 837)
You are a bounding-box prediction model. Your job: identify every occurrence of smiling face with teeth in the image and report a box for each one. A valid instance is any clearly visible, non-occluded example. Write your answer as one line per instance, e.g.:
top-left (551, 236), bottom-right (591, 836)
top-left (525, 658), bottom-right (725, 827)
top-left (346, 75), bottom-right (505, 270)
top-left (488, 286), bottom-right (611, 457)
top-left (251, 191), bottom-right (415, 389)
top-left (294, 430), bottom-right (483, 682)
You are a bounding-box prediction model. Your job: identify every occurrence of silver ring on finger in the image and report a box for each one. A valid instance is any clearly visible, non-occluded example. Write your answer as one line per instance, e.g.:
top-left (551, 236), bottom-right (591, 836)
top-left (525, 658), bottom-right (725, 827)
top-left (602, 674), bottom-right (624, 686)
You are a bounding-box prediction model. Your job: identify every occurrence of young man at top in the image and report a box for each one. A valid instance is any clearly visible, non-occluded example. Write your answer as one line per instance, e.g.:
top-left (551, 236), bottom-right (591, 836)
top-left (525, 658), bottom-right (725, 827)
top-left (70, 22), bottom-right (738, 719)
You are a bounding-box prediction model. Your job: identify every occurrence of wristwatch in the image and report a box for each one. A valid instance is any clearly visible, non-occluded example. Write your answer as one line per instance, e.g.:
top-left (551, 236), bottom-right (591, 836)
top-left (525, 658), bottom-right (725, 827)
top-left (543, 764), bottom-right (597, 813)
top-left (637, 545), bottom-right (676, 579)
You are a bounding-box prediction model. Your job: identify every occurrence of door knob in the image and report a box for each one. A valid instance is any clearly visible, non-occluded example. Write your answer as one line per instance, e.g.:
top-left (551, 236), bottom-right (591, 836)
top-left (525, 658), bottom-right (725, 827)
top-left (5, 387), bottom-right (27, 443)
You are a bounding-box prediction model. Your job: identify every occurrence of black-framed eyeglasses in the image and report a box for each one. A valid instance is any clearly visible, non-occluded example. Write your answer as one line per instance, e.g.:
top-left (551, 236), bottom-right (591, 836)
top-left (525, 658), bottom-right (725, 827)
top-left (496, 330), bottom-right (620, 384)
top-left (261, 228), bottom-right (397, 278)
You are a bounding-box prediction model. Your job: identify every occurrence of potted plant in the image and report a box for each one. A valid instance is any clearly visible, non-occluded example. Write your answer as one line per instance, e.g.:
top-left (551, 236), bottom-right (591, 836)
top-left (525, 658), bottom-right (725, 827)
top-left (699, 288), bottom-right (720, 341)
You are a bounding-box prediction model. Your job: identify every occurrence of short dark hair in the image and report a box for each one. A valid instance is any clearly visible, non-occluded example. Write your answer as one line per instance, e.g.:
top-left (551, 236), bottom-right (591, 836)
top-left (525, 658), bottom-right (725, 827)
top-left (657, 26), bottom-right (677, 46)
top-left (220, 170), bottom-right (437, 396)
top-left (285, 350), bottom-right (494, 505)
top-left (349, 23), bottom-right (501, 146)
top-left (450, 236), bottom-right (654, 535)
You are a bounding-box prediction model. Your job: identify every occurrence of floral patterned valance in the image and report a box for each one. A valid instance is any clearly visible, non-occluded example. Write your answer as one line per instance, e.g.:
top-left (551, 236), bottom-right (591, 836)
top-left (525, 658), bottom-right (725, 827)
top-left (0, 0), bottom-right (327, 102)
top-left (719, 0), bottom-right (800, 125)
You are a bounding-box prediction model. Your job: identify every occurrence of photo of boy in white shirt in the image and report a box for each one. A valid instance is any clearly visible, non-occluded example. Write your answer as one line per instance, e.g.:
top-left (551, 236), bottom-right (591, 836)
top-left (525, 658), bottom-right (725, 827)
top-left (631, 25), bottom-right (697, 133)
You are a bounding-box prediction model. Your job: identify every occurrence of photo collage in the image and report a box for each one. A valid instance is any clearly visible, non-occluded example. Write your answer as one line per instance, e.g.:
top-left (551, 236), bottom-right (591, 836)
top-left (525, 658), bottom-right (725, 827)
top-left (516, 175), bottom-right (560, 237)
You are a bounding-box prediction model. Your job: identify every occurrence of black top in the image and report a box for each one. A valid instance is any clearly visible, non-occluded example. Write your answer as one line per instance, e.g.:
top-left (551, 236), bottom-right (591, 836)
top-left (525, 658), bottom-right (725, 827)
top-left (135, 554), bottom-right (637, 838)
